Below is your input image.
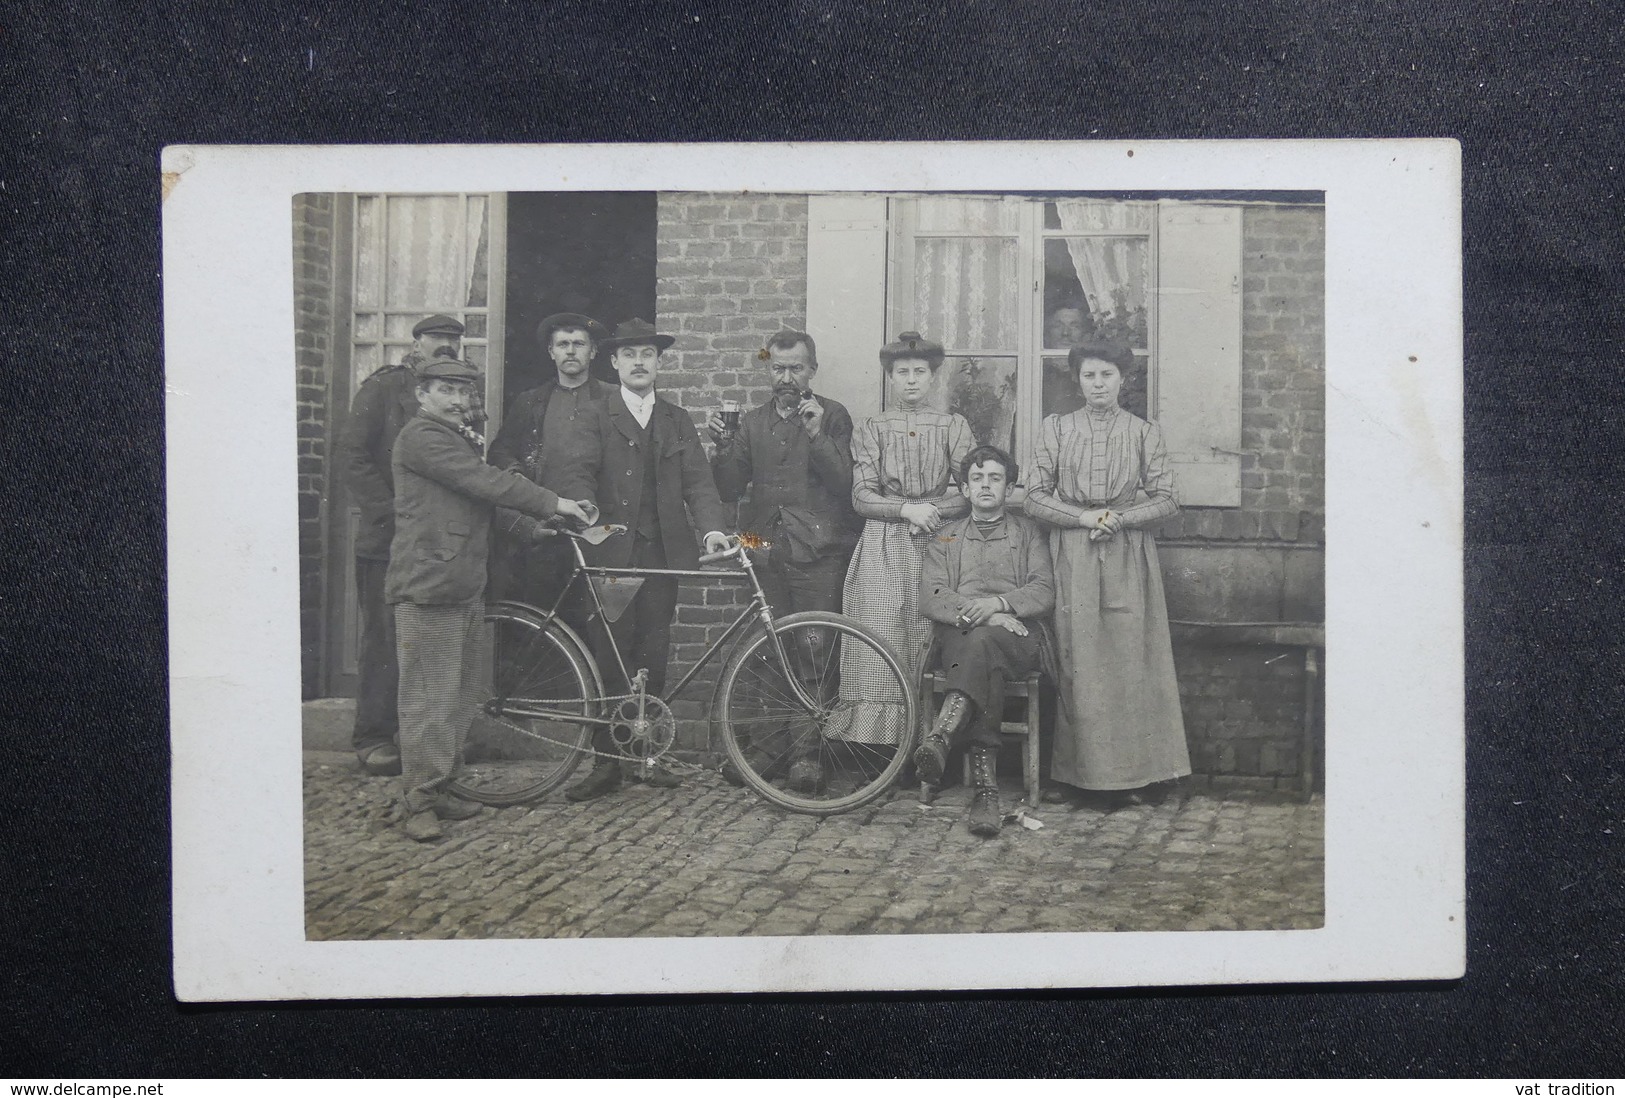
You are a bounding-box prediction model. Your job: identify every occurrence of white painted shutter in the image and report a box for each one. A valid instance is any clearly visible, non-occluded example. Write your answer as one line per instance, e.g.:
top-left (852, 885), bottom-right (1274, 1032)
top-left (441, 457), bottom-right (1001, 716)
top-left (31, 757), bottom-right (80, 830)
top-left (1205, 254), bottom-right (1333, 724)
top-left (1155, 202), bottom-right (1243, 507)
top-left (805, 194), bottom-right (890, 423)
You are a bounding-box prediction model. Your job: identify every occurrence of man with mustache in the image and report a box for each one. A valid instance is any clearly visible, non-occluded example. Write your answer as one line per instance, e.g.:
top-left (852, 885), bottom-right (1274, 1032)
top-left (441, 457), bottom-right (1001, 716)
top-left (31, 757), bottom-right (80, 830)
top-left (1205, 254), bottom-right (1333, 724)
top-left (387, 357), bottom-right (595, 841)
top-left (706, 329), bottom-right (859, 791)
top-left (337, 313), bottom-right (465, 778)
top-left (554, 318), bottom-right (733, 802)
top-left (487, 312), bottom-right (612, 616)
top-left (915, 445), bottom-right (1054, 838)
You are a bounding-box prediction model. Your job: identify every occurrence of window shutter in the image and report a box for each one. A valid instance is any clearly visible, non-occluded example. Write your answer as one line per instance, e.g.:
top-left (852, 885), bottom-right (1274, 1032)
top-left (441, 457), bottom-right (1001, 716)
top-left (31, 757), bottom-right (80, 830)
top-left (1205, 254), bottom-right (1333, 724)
top-left (805, 194), bottom-right (890, 423)
top-left (1155, 202), bottom-right (1243, 507)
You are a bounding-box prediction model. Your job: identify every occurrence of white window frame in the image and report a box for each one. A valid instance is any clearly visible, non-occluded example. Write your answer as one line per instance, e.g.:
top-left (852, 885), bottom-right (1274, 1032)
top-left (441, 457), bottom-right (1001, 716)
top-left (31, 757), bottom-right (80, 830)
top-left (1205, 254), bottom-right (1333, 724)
top-left (886, 197), bottom-right (1159, 480)
top-left (345, 191), bottom-right (507, 430)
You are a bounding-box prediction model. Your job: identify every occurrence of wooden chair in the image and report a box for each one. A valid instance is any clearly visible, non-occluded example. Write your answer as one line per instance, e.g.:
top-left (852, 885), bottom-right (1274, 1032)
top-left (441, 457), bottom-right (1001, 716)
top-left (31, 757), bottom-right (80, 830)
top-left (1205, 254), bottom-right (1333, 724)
top-left (918, 669), bottom-right (1044, 808)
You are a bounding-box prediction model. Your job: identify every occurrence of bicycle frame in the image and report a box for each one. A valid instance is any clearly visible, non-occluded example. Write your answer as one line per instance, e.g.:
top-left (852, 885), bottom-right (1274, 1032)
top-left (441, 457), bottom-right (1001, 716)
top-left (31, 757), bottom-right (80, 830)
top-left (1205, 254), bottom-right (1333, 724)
top-left (495, 531), bottom-right (822, 727)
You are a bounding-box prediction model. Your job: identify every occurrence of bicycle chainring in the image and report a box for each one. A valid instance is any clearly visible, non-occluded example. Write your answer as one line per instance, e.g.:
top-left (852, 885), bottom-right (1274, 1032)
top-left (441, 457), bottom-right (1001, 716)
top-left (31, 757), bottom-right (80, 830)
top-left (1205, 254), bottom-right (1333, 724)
top-left (607, 695), bottom-right (677, 761)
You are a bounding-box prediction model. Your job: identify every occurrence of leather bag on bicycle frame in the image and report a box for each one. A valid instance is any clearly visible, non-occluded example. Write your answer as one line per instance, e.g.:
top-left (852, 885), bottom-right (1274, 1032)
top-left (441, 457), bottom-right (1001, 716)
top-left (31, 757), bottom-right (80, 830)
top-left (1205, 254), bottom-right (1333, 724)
top-left (589, 574), bottom-right (645, 622)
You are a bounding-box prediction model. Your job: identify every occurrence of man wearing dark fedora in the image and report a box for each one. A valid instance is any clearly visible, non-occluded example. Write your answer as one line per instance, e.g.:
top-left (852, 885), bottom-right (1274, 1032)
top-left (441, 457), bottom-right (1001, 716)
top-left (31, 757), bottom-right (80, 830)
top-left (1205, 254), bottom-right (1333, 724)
top-left (387, 357), bottom-right (595, 841)
top-left (337, 312), bottom-right (465, 778)
top-left (554, 318), bottom-right (733, 802)
top-left (487, 312), bottom-right (613, 614)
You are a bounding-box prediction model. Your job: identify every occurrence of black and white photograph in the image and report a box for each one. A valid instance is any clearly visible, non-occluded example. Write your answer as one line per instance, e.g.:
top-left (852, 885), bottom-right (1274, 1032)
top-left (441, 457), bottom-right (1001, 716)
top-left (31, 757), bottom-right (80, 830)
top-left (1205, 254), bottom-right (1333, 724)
top-left (293, 187), bottom-right (1327, 940)
top-left (164, 141), bottom-right (1461, 998)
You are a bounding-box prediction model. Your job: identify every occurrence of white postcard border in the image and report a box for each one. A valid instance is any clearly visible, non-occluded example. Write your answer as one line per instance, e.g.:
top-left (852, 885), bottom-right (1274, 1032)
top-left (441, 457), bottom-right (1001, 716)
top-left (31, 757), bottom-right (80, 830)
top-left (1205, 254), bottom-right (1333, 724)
top-left (163, 140), bottom-right (1463, 1000)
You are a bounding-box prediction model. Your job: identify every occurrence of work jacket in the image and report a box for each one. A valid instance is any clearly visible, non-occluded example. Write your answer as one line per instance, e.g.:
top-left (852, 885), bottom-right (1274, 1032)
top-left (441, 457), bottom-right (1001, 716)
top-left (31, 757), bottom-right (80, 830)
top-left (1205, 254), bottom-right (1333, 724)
top-left (385, 412), bottom-right (560, 606)
top-left (487, 376), bottom-right (613, 490)
top-left (336, 362), bottom-right (422, 559)
top-left (710, 395), bottom-right (860, 563)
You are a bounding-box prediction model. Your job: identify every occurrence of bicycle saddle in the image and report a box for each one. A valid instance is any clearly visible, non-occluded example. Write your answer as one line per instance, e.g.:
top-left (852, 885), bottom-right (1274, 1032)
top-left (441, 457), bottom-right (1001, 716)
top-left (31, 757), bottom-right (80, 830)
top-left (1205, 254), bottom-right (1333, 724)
top-left (571, 523), bottom-right (627, 546)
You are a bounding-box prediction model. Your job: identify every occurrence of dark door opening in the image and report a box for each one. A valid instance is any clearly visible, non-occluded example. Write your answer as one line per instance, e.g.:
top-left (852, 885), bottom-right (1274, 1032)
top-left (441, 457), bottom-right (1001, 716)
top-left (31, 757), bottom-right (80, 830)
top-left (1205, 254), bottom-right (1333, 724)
top-left (503, 191), bottom-right (658, 408)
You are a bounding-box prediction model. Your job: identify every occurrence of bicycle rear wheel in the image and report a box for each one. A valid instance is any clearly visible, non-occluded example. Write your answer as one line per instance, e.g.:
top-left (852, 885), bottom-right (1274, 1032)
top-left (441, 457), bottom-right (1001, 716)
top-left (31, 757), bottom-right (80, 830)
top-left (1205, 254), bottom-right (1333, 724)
top-left (448, 603), bottom-right (598, 806)
top-left (715, 611), bottom-right (914, 816)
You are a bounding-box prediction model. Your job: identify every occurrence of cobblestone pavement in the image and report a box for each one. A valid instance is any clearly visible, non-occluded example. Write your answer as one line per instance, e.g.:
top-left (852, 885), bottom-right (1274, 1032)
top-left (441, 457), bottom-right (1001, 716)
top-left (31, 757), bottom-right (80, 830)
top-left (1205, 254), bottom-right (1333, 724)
top-left (304, 750), bottom-right (1323, 940)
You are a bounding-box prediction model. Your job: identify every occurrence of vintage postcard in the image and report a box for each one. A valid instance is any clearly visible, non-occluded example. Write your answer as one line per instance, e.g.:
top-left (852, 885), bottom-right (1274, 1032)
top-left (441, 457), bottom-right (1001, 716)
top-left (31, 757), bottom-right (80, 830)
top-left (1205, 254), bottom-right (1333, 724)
top-left (163, 140), bottom-right (1463, 999)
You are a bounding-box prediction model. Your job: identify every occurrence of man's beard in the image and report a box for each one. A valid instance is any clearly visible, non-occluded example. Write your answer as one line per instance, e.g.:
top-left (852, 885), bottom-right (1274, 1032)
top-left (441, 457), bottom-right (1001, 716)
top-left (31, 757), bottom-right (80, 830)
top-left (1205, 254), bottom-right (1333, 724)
top-left (774, 382), bottom-right (807, 409)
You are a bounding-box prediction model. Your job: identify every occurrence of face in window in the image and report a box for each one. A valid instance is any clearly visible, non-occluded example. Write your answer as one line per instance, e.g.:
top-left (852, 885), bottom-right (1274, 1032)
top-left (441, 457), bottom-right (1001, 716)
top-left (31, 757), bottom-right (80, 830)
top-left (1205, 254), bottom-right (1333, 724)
top-left (417, 378), bottom-right (474, 421)
top-left (549, 327), bottom-right (595, 384)
top-left (965, 458), bottom-right (1012, 518)
top-left (1075, 357), bottom-right (1124, 411)
top-left (887, 356), bottom-right (936, 409)
top-left (768, 341), bottom-right (817, 410)
top-left (415, 332), bottom-right (462, 361)
top-left (1045, 307), bottom-right (1089, 349)
top-left (611, 343), bottom-right (661, 395)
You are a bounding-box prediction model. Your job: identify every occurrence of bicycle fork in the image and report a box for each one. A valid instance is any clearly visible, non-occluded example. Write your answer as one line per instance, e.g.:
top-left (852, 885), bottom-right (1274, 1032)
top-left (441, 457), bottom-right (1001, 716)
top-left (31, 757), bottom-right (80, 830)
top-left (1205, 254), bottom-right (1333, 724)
top-left (754, 603), bottom-right (826, 714)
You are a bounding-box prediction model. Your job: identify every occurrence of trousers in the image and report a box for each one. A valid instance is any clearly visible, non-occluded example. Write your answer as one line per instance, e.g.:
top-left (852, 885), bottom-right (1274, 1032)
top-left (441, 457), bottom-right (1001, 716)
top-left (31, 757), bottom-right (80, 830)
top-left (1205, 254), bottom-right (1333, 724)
top-left (394, 599), bottom-right (487, 814)
top-left (353, 555), bottom-right (398, 753)
top-left (937, 622), bottom-right (1043, 750)
top-left (590, 535), bottom-right (679, 696)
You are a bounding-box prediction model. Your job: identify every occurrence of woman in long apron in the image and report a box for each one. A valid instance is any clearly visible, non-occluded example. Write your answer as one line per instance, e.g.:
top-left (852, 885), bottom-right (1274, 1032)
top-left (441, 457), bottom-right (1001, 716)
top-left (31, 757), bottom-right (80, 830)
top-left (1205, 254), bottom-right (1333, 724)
top-left (1023, 338), bottom-right (1190, 804)
top-left (833, 332), bottom-right (974, 754)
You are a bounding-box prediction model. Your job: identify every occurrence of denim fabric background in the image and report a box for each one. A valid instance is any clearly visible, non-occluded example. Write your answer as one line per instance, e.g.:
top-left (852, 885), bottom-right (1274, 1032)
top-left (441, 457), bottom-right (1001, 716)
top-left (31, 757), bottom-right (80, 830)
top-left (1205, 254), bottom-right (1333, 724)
top-left (3, 0), bottom-right (1621, 1078)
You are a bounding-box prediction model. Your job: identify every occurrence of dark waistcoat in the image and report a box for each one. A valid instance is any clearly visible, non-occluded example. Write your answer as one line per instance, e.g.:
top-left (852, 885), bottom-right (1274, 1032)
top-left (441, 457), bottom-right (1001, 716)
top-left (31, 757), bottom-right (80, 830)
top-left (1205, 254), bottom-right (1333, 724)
top-left (635, 418), bottom-right (660, 538)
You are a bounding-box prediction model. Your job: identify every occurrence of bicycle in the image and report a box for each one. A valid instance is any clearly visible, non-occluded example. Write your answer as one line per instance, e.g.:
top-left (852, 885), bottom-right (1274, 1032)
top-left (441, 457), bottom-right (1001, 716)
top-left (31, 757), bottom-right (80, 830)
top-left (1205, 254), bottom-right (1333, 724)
top-left (447, 523), bottom-right (917, 816)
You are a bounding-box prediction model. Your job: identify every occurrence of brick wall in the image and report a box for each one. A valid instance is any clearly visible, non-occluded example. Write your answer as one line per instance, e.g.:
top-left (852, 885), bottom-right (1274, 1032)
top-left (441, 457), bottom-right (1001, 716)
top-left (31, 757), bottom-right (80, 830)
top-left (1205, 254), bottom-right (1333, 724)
top-left (294, 194), bottom-right (335, 700)
top-left (655, 193), bottom-right (810, 749)
top-left (1176, 645), bottom-right (1321, 793)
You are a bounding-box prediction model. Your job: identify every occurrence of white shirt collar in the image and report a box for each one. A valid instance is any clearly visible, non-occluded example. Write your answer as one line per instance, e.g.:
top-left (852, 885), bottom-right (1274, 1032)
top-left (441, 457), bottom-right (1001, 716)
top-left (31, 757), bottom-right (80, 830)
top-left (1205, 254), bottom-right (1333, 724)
top-left (620, 386), bottom-right (656, 428)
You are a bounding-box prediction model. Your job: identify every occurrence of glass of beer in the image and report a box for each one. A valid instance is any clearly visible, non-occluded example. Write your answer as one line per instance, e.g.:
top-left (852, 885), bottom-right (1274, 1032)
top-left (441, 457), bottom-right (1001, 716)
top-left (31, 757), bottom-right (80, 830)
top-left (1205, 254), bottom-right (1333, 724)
top-left (720, 399), bottom-right (741, 432)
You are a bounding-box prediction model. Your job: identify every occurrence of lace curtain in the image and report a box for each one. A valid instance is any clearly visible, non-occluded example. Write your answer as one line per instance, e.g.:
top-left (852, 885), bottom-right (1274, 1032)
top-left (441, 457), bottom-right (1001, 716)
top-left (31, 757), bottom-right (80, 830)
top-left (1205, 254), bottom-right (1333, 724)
top-left (911, 198), bottom-right (1021, 351)
top-left (352, 195), bottom-right (489, 387)
top-left (1053, 200), bottom-right (1150, 347)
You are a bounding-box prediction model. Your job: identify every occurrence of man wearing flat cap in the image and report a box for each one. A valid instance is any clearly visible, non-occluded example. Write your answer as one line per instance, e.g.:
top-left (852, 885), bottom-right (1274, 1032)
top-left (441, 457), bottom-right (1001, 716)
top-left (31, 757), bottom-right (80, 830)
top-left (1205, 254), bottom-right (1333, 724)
top-left (487, 312), bottom-right (613, 615)
top-left (387, 357), bottom-right (595, 841)
top-left (554, 318), bottom-right (734, 802)
top-left (336, 313), bottom-right (466, 778)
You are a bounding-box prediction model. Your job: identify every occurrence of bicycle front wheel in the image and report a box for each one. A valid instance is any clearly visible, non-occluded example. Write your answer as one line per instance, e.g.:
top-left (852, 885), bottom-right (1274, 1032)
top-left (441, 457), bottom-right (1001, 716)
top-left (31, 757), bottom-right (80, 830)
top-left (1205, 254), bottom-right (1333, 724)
top-left (715, 611), bottom-right (914, 816)
top-left (448, 604), bottom-right (599, 806)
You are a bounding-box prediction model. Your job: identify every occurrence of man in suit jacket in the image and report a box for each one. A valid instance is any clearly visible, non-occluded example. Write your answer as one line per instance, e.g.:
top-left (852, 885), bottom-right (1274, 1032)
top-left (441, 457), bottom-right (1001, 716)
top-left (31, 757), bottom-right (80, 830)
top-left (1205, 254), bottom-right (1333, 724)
top-left (387, 358), bottom-right (594, 842)
top-left (915, 445), bottom-right (1055, 838)
top-left (487, 312), bottom-right (612, 614)
top-left (553, 318), bottom-right (733, 802)
top-left (336, 313), bottom-right (464, 776)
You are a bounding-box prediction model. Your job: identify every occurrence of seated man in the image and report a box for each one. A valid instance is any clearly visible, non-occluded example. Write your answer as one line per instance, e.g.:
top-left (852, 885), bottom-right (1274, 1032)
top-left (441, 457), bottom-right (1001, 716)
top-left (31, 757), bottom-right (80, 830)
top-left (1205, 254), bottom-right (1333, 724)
top-left (914, 444), bottom-right (1055, 838)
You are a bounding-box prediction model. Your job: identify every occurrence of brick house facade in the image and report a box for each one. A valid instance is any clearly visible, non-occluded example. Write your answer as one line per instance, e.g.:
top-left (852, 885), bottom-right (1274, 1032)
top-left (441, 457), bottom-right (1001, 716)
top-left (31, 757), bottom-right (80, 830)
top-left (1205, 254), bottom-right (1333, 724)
top-left (294, 191), bottom-right (1324, 792)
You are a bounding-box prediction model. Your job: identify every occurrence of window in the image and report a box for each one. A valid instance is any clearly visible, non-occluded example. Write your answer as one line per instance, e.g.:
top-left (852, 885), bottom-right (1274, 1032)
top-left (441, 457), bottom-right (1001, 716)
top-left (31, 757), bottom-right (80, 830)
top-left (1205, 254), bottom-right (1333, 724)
top-left (331, 192), bottom-right (506, 686)
top-left (890, 195), bottom-right (1155, 463)
top-left (878, 195), bottom-right (1242, 506)
top-left (348, 193), bottom-right (496, 394)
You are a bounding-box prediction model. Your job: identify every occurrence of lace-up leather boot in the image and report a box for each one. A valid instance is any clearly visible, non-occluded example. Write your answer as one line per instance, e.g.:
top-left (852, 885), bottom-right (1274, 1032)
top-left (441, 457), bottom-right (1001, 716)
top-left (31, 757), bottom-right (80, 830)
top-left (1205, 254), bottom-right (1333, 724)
top-left (968, 746), bottom-right (1002, 837)
top-left (913, 690), bottom-right (974, 786)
